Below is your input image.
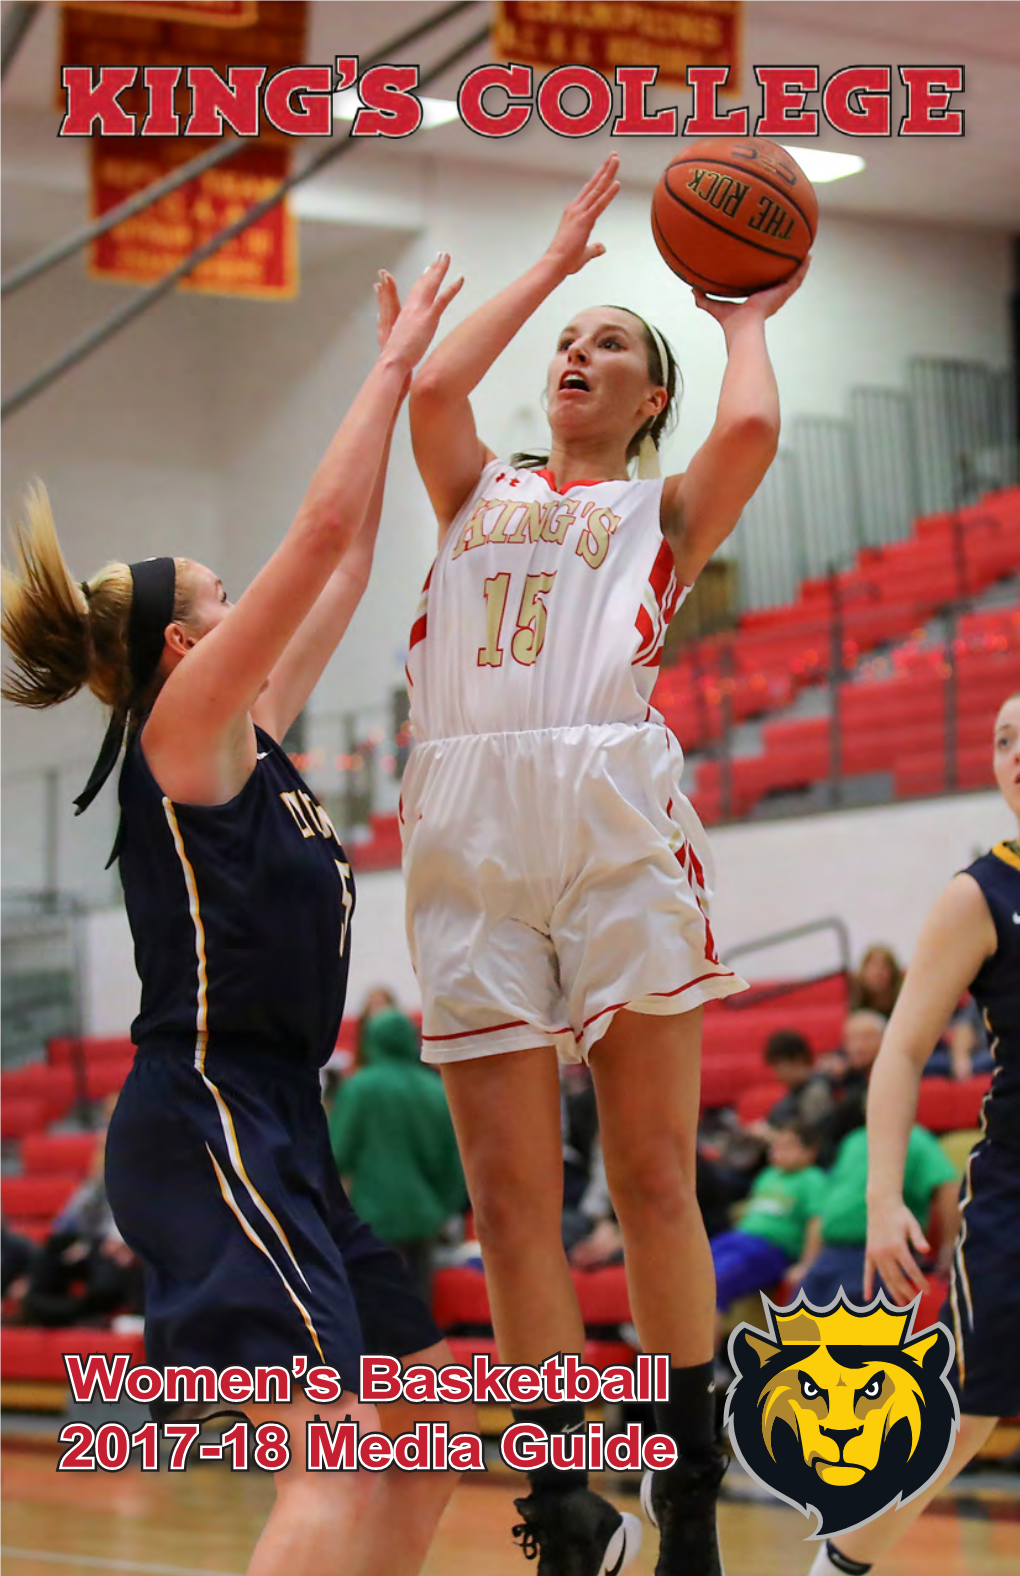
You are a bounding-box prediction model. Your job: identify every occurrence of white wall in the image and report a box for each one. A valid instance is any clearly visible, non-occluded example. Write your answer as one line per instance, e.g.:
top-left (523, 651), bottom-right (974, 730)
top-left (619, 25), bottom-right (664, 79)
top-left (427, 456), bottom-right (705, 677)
top-left (2, 151), bottom-right (1012, 892)
top-left (78, 788), bottom-right (1009, 1035)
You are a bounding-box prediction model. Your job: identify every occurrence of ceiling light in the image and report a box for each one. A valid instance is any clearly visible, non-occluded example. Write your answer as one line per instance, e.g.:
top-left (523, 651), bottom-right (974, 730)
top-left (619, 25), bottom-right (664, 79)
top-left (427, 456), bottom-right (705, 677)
top-left (332, 88), bottom-right (459, 130)
top-left (780, 146), bottom-right (865, 183)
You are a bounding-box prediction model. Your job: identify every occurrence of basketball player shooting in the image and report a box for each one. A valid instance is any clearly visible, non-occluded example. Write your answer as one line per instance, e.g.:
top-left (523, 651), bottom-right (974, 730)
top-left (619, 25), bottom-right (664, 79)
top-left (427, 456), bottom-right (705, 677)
top-left (402, 154), bottom-right (807, 1576)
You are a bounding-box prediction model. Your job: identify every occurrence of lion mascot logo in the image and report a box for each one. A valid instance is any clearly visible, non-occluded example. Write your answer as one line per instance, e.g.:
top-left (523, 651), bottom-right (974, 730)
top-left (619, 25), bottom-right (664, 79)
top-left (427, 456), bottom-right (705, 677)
top-left (725, 1293), bottom-right (959, 1538)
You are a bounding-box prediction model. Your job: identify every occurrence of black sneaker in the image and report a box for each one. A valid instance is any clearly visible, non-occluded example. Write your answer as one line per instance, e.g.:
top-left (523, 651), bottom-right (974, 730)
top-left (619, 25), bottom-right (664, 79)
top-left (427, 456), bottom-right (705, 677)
top-left (512, 1488), bottom-right (642, 1576)
top-left (640, 1449), bottom-right (728, 1576)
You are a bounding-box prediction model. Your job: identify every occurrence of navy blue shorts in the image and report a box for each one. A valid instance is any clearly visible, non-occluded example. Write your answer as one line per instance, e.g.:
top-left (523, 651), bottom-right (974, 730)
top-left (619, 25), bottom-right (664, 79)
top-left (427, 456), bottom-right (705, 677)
top-left (940, 1138), bottom-right (1020, 1419)
top-left (105, 1041), bottom-right (441, 1418)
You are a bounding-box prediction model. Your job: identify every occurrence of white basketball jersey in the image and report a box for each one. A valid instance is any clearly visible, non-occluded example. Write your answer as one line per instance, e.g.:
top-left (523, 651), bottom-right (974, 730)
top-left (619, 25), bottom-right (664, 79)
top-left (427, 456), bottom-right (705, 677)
top-left (407, 460), bottom-right (690, 740)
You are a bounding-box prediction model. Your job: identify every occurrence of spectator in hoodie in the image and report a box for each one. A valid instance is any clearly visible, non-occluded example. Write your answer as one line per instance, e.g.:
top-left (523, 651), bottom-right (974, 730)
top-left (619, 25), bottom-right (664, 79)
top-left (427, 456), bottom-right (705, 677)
top-left (329, 1007), bottom-right (467, 1300)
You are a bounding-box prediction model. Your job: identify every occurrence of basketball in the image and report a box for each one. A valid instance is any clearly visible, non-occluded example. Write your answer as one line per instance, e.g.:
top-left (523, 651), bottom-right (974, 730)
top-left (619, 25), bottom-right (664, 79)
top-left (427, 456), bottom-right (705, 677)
top-left (651, 137), bottom-right (818, 296)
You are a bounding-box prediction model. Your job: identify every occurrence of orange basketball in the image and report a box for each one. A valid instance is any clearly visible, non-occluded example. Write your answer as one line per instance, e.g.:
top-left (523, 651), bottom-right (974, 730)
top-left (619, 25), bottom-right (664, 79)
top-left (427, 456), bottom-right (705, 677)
top-left (651, 137), bottom-right (817, 297)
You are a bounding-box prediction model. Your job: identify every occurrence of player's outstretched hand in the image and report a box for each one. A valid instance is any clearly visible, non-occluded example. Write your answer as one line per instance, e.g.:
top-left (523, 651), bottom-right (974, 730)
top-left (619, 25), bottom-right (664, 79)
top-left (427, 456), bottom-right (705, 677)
top-left (382, 254), bottom-right (464, 371)
top-left (545, 154), bottom-right (621, 278)
top-left (693, 256), bottom-right (811, 328)
top-left (864, 1196), bottom-right (930, 1305)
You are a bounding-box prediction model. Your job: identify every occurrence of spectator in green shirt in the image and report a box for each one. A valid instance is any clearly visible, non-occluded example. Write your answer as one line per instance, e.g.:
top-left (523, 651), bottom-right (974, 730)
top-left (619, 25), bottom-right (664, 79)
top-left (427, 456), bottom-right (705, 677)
top-left (329, 1007), bottom-right (467, 1300)
top-left (710, 1121), bottom-right (827, 1310)
top-left (797, 1125), bottom-right (957, 1307)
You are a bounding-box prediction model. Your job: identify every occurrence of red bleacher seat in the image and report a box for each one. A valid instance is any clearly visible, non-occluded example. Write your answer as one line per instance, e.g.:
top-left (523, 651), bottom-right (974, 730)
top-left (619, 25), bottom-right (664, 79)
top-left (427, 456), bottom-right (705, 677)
top-left (0, 1095), bottom-right (48, 1141)
top-left (735, 1083), bottom-right (788, 1125)
top-left (433, 1265), bottom-right (633, 1336)
top-left (0, 1325), bottom-right (146, 1384)
top-left (0, 1065), bottom-right (78, 1124)
top-left (1, 1174), bottom-right (81, 1222)
top-left (20, 1131), bottom-right (100, 1178)
top-left (47, 1036), bottom-right (133, 1067)
top-left (571, 1265), bottom-right (631, 1326)
top-left (431, 1266), bottom-right (491, 1330)
top-left (916, 1076), bottom-right (991, 1134)
top-left (4, 1218), bottom-right (52, 1245)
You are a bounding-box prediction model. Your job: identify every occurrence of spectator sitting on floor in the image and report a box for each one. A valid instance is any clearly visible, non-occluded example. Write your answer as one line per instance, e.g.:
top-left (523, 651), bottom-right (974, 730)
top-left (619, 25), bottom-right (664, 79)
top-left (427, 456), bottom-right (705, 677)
top-left (19, 1126), bottom-right (142, 1328)
top-left (329, 1005), bottom-right (466, 1301)
top-left (794, 1124), bottom-right (957, 1307)
top-left (814, 1009), bottom-right (887, 1167)
top-left (758, 1030), bottom-right (835, 1133)
top-left (923, 995), bottom-right (996, 1080)
top-left (850, 943), bottom-right (904, 1018)
top-left (710, 1121), bottom-right (827, 1312)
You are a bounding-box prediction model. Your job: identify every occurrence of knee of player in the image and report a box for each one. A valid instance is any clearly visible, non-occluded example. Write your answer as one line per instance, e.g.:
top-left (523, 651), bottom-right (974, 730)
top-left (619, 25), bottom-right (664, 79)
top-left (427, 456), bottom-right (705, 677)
top-left (609, 1146), bottom-right (697, 1225)
top-left (471, 1184), bottom-right (562, 1255)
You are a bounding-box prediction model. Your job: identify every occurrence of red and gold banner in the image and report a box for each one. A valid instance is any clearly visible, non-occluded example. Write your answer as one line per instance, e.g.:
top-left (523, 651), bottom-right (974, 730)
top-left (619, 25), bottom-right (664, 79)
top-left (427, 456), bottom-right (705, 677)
top-left (90, 141), bottom-right (296, 299)
top-left (61, 2), bottom-right (304, 298)
top-left (64, 2), bottom-right (259, 29)
top-left (493, 1), bottom-right (743, 88)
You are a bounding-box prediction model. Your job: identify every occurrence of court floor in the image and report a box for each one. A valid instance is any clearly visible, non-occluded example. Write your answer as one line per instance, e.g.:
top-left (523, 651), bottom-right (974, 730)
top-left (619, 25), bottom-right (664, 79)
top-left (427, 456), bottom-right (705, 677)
top-left (2, 1442), bottom-right (1019, 1576)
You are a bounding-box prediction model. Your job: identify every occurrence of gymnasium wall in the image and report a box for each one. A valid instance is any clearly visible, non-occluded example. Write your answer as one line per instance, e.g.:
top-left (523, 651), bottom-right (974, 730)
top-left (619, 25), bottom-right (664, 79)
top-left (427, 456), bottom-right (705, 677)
top-left (1, 153), bottom-right (1012, 891)
top-left (79, 787), bottom-right (1007, 1035)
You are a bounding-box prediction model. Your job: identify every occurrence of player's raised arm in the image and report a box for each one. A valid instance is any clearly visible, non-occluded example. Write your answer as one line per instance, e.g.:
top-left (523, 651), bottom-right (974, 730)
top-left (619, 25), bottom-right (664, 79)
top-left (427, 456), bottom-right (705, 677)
top-left (862, 873), bottom-right (996, 1303)
top-left (410, 155), bottom-right (621, 532)
top-left (661, 261), bottom-right (808, 587)
top-left (252, 272), bottom-right (409, 743)
top-left (145, 256), bottom-right (461, 791)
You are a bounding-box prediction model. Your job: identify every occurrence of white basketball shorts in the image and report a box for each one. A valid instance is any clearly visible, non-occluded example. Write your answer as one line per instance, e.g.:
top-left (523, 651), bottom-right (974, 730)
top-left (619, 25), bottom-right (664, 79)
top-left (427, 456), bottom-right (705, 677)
top-left (400, 722), bottom-right (747, 1064)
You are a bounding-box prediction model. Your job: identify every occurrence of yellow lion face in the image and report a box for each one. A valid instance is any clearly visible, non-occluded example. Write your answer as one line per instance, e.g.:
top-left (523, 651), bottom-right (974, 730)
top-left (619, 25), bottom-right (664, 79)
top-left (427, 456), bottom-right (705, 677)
top-left (759, 1342), bottom-right (928, 1486)
top-left (725, 1297), bottom-right (958, 1539)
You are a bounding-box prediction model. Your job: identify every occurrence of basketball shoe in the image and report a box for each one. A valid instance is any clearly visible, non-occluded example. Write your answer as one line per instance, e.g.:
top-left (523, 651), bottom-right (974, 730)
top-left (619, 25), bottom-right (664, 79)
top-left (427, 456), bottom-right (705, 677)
top-left (512, 1487), bottom-right (642, 1575)
top-left (640, 1447), bottom-right (729, 1575)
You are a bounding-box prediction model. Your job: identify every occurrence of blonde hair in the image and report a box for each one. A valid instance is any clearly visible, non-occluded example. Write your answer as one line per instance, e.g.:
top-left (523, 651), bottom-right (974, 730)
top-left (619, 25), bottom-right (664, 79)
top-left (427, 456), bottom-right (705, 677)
top-left (1, 484), bottom-right (189, 724)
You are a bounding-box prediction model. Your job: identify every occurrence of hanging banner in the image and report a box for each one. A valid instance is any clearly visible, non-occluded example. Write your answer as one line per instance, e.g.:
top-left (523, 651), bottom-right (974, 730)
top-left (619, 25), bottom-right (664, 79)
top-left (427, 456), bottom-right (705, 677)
top-left (492, 1), bottom-right (743, 89)
top-left (61, 1), bottom-right (304, 298)
top-left (63, 2), bottom-right (259, 28)
top-left (89, 141), bottom-right (296, 298)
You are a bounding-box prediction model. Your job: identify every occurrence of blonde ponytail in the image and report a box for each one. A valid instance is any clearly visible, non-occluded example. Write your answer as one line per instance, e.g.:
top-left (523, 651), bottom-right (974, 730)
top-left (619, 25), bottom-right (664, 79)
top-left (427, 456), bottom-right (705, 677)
top-left (1, 485), bottom-right (134, 713)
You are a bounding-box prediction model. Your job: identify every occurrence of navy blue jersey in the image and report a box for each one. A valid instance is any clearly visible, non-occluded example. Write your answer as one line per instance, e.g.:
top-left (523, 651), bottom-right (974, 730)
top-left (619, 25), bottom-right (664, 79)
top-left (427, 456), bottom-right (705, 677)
top-left (118, 726), bottom-right (354, 1066)
top-left (965, 840), bottom-right (1020, 1148)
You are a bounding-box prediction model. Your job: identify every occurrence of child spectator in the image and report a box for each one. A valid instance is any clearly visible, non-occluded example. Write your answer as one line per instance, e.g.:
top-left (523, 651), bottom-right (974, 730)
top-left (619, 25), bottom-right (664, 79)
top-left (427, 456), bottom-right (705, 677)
top-left (710, 1121), bottom-right (827, 1311)
top-left (761, 1030), bottom-right (835, 1131)
top-left (796, 1125), bottom-right (957, 1306)
top-left (329, 1006), bottom-right (466, 1300)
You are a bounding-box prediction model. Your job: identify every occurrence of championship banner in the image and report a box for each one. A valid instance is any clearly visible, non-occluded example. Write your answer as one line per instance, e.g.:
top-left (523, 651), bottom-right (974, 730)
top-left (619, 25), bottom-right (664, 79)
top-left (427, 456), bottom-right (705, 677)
top-left (61, 1), bottom-right (304, 298)
top-left (63, 2), bottom-right (259, 27)
top-left (89, 142), bottom-right (296, 299)
top-left (493, 1), bottom-right (743, 88)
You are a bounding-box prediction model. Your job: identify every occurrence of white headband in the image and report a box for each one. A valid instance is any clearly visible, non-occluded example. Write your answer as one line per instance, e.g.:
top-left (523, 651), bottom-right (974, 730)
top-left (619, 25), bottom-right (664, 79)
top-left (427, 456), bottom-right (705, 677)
top-left (636, 320), bottom-right (670, 479)
top-left (645, 321), bottom-right (671, 387)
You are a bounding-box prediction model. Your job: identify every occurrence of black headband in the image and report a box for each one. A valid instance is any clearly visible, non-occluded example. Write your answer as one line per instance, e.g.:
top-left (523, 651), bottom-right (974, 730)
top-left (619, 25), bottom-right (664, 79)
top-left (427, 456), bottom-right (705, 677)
top-left (74, 556), bottom-right (177, 827)
top-left (127, 556), bottom-right (177, 692)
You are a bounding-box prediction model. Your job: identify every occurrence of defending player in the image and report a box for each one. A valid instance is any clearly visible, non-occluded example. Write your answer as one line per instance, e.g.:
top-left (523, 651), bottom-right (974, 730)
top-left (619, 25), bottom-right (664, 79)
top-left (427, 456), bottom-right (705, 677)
top-left (404, 154), bottom-right (806, 1575)
top-left (1, 259), bottom-right (468, 1576)
top-left (809, 691), bottom-right (1020, 1576)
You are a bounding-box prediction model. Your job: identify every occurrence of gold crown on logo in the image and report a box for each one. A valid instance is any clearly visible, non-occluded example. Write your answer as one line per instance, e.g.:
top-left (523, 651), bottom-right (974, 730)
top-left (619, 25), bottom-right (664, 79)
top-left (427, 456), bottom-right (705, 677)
top-left (774, 1305), bottom-right (913, 1348)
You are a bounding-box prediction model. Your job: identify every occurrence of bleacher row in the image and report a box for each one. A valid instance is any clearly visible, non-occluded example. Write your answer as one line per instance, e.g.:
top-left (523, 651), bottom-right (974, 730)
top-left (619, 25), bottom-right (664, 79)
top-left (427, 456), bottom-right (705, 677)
top-left (352, 488), bottom-right (1020, 863)
top-left (1, 978), bottom-right (990, 1403)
